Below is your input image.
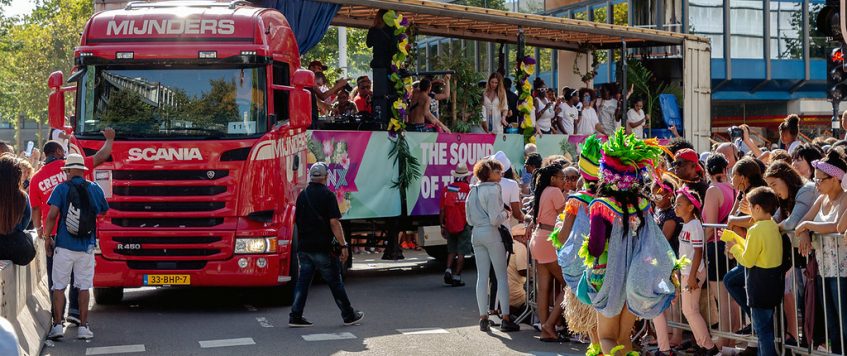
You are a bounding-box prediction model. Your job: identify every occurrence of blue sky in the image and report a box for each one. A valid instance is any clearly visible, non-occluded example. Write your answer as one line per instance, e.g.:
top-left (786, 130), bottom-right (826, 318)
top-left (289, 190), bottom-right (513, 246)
top-left (2, 0), bottom-right (36, 17)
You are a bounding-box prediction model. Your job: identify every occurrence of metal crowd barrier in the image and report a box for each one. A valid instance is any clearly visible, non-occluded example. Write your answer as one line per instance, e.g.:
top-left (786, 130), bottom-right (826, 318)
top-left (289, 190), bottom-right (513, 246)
top-left (660, 223), bottom-right (847, 356)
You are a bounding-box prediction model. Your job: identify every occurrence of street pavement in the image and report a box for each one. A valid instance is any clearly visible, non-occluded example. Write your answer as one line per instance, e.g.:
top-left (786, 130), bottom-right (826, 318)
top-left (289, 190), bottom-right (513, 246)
top-left (41, 250), bottom-right (588, 355)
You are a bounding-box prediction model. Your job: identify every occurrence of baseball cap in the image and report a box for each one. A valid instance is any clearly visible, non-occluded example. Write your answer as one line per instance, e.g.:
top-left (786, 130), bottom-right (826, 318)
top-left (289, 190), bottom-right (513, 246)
top-left (674, 148), bottom-right (702, 172)
top-left (309, 162), bottom-right (328, 182)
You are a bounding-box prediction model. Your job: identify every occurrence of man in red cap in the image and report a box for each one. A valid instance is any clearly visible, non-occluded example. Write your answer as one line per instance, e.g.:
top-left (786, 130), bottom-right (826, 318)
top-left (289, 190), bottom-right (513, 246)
top-left (674, 148), bottom-right (709, 199)
top-left (308, 60), bottom-right (328, 74)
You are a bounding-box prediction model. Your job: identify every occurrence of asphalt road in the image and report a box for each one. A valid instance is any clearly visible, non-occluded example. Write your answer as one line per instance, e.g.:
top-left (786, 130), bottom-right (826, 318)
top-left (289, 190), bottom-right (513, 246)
top-left (41, 251), bottom-right (587, 356)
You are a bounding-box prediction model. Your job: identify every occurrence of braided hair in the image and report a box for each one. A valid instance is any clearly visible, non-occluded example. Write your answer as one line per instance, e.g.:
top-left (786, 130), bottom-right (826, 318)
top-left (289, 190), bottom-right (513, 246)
top-left (597, 169), bottom-right (647, 239)
top-left (532, 163), bottom-right (564, 223)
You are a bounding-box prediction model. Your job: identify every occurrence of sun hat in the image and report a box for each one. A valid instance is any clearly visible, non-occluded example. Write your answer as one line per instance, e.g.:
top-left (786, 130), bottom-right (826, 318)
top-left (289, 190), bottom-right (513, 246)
top-left (61, 154), bottom-right (88, 171)
top-left (450, 163), bottom-right (471, 178)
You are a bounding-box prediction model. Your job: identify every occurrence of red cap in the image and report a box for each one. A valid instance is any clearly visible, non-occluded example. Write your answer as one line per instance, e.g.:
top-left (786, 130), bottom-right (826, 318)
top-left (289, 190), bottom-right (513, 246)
top-left (674, 148), bottom-right (702, 172)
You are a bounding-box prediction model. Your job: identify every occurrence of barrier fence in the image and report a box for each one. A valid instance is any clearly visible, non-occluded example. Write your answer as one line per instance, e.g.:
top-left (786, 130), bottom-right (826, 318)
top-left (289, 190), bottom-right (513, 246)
top-left (513, 222), bottom-right (847, 355)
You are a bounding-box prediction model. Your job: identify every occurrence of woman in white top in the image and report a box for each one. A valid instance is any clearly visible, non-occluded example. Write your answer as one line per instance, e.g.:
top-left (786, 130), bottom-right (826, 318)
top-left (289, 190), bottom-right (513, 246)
top-left (796, 150), bottom-right (847, 352)
top-left (575, 90), bottom-right (602, 136)
top-left (626, 98), bottom-right (648, 138)
top-left (482, 73), bottom-right (509, 135)
top-left (595, 85), bottom-right (618, 136)
top-left (779, 114), bottom-right (802, 155)
top-left (555, 88), bottom-right (578, 135)
top-left (534, 87), bottom-right (556, 135)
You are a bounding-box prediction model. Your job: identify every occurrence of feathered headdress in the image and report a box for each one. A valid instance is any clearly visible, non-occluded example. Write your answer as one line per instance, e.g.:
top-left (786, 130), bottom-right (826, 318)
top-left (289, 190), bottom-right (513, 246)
top-left (599, 129), bottom-right (664, 192)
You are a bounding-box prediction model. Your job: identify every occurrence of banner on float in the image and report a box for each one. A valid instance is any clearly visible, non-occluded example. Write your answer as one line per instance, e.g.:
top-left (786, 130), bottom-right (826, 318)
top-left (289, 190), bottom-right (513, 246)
top-left (306, 131), bottom-right (401, 220)
top-left (404, 133), bottom-right (525, 217)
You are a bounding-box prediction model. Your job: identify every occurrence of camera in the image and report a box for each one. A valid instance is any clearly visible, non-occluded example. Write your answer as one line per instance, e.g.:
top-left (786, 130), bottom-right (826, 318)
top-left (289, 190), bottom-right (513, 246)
top-left (729, 126), bottom-right (743, 139)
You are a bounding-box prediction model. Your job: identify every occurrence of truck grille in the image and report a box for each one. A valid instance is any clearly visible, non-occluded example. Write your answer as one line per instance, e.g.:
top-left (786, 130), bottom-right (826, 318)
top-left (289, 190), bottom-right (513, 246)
top-left (111, 218), bottom-right (224, 228)
top-left (112, 170), bottom-right (228, 180)
top-left (113, 236), bottom-right (221, 244)
top-left (113, 186), bottom-right (226, 197)
top-left (110, 202), bottom-right (225, 212)
top-left (116, 249), bottom-right (220, 257)
top-left (127, 261), bottom-right (207, 270)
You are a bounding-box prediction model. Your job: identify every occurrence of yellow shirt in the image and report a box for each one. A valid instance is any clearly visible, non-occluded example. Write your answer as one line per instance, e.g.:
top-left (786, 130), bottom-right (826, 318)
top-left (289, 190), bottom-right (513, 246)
top-left (729, 219), bottom-right (782, 269)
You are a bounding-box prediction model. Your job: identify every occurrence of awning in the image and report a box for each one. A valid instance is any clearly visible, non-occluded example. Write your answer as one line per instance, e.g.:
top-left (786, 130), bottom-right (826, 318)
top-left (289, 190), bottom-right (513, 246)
top-left (318, 0), bottom-right (709, 51)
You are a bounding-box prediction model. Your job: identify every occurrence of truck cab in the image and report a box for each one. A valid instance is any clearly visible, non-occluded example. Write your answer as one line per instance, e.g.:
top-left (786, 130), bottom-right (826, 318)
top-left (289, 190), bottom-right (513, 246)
top-left (48, 0), bottom-right (313, 303)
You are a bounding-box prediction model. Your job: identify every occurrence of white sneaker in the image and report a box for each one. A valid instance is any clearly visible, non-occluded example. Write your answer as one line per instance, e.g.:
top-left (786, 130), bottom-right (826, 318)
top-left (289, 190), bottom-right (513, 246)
top-left (47, 324), bottom-right (64, 340)
top-left (77, 325), bottom-right (94, 339)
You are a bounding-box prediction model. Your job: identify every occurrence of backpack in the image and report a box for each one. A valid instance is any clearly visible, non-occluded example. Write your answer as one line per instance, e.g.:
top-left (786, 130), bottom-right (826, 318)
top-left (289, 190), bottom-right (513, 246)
top-left (64, 180), bottom-right (97, 240)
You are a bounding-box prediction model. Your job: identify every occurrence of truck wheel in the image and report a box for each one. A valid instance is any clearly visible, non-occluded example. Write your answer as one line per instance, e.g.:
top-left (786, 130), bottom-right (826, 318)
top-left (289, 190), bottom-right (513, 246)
top-left (93, 288), bottom-right (123, 305)
top-left (423, 245), bottom-right (448, 261)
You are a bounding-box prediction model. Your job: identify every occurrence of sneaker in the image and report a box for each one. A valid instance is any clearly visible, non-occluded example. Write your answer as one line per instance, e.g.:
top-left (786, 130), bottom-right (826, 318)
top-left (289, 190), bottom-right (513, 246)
top-left (499, 319), bottom-right (520, 332)
top-left (343, 311), bottom-right (365, 326)
top-left (735, 324), bottom-right (753, 335)
top-left (694, 346), bottom-right (720, 356)
top-left (288, 316), bottom-right (313, 328)
top-left (443, 270), bottom-right (453, 285)
top-left (450, 279), bottom-right (466, 287)
top-left (66, 314), bottom-right (81, 327)
top-left (77, 325), bottom-right (94, 340)
top-left (480, 319), bottom-right (491, 332)
top-left (47, 324), bottom-right (64, 340)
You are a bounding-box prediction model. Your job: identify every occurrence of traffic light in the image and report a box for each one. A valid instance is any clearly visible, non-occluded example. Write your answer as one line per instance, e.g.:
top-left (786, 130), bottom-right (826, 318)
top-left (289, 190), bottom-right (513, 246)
top-left (829, 46), bottom-right (847, 102)
top-left (819, 0), bottom-right (846, 42)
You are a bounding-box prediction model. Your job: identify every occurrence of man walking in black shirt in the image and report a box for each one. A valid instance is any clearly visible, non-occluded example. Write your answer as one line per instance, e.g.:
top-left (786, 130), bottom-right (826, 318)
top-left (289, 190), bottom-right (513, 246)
top-left (289, 163), bottom-right (364, 327)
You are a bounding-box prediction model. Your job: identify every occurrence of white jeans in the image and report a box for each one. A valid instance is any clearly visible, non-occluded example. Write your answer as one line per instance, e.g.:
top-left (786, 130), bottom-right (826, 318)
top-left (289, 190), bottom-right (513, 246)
top-left (52, 247), bottom-right (95, 290)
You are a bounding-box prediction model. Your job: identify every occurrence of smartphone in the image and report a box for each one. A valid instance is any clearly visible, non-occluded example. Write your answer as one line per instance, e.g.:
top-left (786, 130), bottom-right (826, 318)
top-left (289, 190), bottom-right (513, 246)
top-left (25, 141), bottom-right (34, 157)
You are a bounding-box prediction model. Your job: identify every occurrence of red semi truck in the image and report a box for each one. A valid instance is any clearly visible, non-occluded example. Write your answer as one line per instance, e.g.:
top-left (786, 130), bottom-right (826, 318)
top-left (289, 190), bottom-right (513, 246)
top-left (47, 0), bottom-right (314, 304)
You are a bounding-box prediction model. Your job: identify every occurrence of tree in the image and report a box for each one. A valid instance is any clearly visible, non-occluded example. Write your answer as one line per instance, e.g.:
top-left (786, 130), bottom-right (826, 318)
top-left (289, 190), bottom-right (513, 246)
top-left (784, 3), bottom-right (826, 59)
top-left (0, 0), bottom-right (93, 148)
top-left (301, 26), bottom-right (371, 84)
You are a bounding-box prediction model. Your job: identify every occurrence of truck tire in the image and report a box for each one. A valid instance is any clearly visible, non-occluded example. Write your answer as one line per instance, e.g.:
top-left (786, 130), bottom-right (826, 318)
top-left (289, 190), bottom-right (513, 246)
top-left (93, 287), bottom-right (124, 305)
top-left (423, 245), bottom-right (448, 261)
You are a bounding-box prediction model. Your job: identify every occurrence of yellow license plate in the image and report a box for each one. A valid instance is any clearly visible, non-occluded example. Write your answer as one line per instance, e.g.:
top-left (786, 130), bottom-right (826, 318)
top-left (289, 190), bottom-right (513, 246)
top-left (143, 274), bottom-right (190, 286)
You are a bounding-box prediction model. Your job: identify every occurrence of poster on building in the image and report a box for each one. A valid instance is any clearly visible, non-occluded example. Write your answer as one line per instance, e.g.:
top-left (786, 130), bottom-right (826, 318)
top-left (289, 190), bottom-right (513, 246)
top-left (306, 130), bottom-right (401, 220)
top-left (404, 133), bottom-right (525, 216)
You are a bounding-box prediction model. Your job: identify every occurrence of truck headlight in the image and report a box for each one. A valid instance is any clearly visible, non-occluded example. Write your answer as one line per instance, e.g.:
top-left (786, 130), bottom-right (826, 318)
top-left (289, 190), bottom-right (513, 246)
top-left (234, 237), bottom-right (277, 254)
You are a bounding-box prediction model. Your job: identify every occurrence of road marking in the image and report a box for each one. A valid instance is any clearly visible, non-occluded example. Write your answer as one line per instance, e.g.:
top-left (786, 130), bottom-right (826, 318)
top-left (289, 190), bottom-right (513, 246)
top-left (301, 332), bottom-right (357, 341)
top-left (256, 317), bottom-right (274, 328)
top-left (85, 344), bottom-right (146, 355)
top-left (396, 328), bottom-right (449, 335)
top-left (198, 338), bottom-right (255, 348)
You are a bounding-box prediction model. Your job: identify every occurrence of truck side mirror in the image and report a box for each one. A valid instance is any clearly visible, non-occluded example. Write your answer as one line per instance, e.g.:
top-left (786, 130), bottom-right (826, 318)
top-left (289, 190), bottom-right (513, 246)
top-left (292, 69), bottom-right (315, 89)
top-left (48, 71), bottom-right (66, 130)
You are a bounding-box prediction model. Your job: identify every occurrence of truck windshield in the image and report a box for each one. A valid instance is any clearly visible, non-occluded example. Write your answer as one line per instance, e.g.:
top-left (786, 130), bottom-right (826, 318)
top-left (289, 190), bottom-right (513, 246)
top-left (77, 66), bottom-right (267, 139)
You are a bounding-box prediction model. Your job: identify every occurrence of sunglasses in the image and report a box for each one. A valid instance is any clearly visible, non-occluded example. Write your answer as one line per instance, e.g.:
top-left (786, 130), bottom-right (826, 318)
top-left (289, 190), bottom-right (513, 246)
top-left (814, 176), bottom-right (833, 184)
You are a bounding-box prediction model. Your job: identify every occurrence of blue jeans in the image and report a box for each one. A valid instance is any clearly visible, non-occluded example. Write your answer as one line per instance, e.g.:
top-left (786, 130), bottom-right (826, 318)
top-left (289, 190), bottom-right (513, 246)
top-left (817, 276), bottom-right (847, 353)
top-left (47, 254), bottom-right (79, 318)
top-left (752, 307), bottom-right (776, 356)
top-left (724, 266), bottom-right (750, 317)
top-left (289, 251), bottom-right (355, 321)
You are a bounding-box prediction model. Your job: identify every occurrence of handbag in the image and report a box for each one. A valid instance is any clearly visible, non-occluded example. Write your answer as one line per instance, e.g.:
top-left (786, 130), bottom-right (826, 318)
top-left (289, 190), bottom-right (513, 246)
top-left (302, 189), bottom-right (343, 257)
top-left (474, 186), bottom-right (514, 254)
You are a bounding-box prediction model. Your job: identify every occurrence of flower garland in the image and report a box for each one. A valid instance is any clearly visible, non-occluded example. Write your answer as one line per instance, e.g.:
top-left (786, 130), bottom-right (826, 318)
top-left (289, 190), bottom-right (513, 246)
top-left (515, 56), bottom-right (536, 144)
top-left (382, 10), bottom-right (413, 133)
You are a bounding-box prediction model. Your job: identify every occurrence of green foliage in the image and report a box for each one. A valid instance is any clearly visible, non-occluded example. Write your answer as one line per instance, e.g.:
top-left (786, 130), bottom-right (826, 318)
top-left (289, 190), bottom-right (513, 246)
top-left (388, 134), bottom-right (421, 191)
top-left (301, 26), bottom-right (371, 83)
top-left (0, 0), bottom-right (93, 129)
top-left (451, 0), bottom-right (507, 10)
top-left (626, 59), bottom-right (667, 125)
top-left (785, 3), bottom-right (827, 59)
top-left (433, 52), bottom-right (484, 130)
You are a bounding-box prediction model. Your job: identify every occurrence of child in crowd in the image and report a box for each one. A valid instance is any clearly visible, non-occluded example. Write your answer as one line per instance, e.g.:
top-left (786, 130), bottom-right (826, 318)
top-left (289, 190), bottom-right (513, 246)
top-left (726, 187), bottom-right (784, 356)
top-left (651, 176), bottom-right (683, 355)
top-left (674, 187), bottom-right (719, 355)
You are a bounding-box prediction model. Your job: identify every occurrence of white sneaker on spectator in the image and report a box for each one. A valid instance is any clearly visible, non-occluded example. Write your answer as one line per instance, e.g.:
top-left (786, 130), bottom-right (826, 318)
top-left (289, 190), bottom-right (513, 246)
top-left (47, 324), bottom-right (64, 340)
top-left (77, 325), bottom-right (94, 339)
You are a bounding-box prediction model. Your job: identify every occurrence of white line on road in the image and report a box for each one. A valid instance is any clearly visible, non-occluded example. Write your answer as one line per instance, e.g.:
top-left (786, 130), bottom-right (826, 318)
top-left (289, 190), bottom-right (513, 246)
top-left (256, 317), bottom-right (274, 328)
top-left (396, 328), bottom-right (450, 335)
top-left (85, 344), bottom-right (146, 355)
top-left (198, 338), bottom-right (256, 348)
top-left (301, 332), bottom-right (357, 341)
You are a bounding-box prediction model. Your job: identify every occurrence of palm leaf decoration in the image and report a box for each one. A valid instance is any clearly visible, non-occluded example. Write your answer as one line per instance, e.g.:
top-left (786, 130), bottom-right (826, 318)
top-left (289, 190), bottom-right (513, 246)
top-left (388, 134), bottom-right (421, 190)
top-left (602, 128), bottom-right (663, 168)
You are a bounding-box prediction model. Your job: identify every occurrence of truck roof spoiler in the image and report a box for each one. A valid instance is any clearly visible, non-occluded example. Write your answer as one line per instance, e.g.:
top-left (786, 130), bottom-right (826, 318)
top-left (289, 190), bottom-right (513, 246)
top-left (125, 0), bottom-right (252, 11)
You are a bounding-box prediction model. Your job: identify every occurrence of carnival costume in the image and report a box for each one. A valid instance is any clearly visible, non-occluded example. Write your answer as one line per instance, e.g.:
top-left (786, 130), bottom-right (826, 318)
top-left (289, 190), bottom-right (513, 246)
top-left (550, 134), bottom-right (602, 335)
top-left (577, 130), bottom-right (676, 320)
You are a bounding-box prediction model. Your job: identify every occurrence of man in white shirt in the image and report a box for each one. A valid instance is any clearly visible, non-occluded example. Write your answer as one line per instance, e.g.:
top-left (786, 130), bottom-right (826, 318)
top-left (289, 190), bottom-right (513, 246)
top-left (626, 98), bottom-right (647, 138)
top-left (575, 92), bottom-right (603, 136)
top-left (555, 88), bottom-right (579, 135)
